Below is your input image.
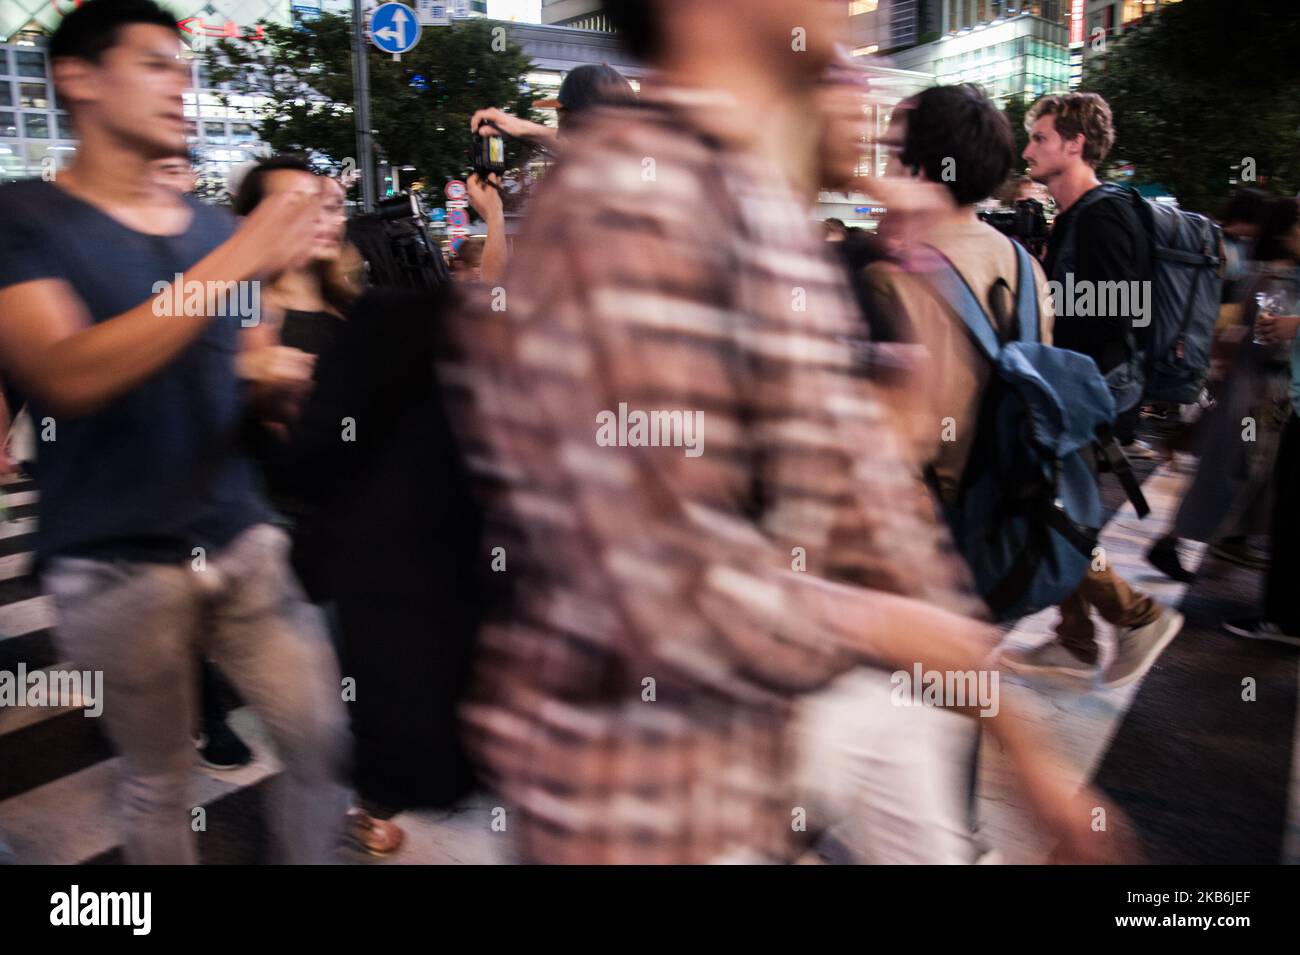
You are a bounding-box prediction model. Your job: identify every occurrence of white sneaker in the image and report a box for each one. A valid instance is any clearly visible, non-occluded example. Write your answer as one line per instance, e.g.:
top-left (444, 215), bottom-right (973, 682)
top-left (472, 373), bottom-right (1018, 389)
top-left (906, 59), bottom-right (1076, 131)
top-left (1102, 610), bottom-right (1184, 689)
top-left (999, 640), bottom-right (1099, 680)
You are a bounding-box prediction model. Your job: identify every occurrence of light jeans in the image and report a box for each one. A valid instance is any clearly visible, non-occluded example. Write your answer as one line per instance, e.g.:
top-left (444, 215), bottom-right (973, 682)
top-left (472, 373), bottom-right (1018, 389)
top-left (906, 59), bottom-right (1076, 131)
top-left (43, 523), bottom-right (349, 864)
top-left (795, 667), bottom-right (986, 864)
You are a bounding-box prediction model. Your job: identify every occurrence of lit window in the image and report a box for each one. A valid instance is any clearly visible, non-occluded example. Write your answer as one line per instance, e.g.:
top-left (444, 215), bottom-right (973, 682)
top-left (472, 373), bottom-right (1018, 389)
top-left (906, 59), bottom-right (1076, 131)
top-left (23, 113), bottom-right (49, 139)
top-left (851, 44), bottom-right (880, 56)
top-left (15, 51), bottom-right (45, 78)
top-left (18, 82), bottom-right (48, 109)
top-left (849, 1), bottom-right (879, 14)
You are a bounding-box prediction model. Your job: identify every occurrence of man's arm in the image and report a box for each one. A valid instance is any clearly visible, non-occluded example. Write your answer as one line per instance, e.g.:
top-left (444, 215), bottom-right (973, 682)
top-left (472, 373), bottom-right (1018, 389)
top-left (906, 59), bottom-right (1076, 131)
top-left (467, 173), bottom-right (508, 285)
top-left (0, 193), bottom-right (317, 417)
top-left (471, 108), bottom-right (559, 150)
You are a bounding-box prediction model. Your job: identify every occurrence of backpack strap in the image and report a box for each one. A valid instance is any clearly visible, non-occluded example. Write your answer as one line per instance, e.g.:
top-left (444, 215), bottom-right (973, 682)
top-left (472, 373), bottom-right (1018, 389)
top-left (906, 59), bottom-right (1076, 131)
top-left (1010, 239), bottom-right (1040, 345)
top-left (919, 243), bottom-right (1002, 363)
top-left (1094, 423), bottom-right (1151, 518)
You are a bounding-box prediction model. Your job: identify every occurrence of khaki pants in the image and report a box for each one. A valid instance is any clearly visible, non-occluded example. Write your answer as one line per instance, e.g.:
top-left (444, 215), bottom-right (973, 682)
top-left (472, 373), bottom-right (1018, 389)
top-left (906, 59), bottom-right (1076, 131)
top-left (1055, 567), bottom-right (1161, 663)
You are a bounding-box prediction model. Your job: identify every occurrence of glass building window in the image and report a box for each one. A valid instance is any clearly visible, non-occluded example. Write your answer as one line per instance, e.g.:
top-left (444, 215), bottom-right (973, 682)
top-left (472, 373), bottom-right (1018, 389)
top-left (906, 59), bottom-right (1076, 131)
top-left (56, 113), bottom-right (74, 140)
top-left (23, 113), bottom-right (49, 139)
top-left (0, 50), bottom-right (10, 76)
top-left (203, 121), bottom-right (227, 143)
top-left (1122, 0), bottom-right (1146, 23)
top-left (18, 82), bottom-right (48, 109)
top-left (0, 112), bottom-right (16, 137)
top-left (0, 82), bottom-right (10, 107)
top-left (15, 51), bottom-right (46, 78)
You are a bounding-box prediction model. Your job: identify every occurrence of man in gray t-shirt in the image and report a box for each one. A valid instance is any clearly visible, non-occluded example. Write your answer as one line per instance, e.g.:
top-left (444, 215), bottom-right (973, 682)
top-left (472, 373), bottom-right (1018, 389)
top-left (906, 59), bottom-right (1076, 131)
top-left (0, 0), bottom-right (348, 863)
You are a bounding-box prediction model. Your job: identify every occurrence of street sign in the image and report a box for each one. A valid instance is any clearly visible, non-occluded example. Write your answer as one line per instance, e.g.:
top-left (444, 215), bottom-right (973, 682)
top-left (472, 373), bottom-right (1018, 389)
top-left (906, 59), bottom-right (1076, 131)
top-left (448, 226), bottom-right (471, 237)
top-left (292, 0), bottom-right (322, 26)
top-left (445, 198), bottom-right (469, 209)
top-left (448, 208), bottom-right (470, 227)
top-left (370, 3), bottom-right (421, 58)
top-left (414, 1), bottom-right (451, 26)
top-left (445, 180), bottom-right (467, 201)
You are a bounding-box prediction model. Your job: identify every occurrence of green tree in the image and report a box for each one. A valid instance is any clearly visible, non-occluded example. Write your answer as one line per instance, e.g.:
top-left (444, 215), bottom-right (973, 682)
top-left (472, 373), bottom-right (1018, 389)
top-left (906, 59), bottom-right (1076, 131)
top-left (207, 13), bottom-right (539, 195)
top-left (1002, 93), bottom-right (1030, 167)
top-left (1083, 0), bottom-right (1300, 213)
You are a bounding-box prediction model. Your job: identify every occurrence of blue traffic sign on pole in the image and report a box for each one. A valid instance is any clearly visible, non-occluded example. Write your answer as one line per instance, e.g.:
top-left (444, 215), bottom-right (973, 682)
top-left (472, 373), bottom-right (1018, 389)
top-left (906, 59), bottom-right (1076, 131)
top-left (370, 3), bottom-right (421, 56)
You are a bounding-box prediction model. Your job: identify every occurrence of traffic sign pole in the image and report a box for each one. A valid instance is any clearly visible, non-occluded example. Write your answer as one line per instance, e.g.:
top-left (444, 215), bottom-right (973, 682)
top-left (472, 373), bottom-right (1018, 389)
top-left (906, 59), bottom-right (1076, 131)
top-left (350, 0), bottom-right (375, 212)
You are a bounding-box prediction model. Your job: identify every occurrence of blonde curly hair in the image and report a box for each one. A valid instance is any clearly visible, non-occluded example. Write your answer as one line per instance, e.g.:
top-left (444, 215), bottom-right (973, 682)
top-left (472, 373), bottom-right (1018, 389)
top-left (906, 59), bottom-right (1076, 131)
top-left (1025, 92), bottom-right (1116, 168)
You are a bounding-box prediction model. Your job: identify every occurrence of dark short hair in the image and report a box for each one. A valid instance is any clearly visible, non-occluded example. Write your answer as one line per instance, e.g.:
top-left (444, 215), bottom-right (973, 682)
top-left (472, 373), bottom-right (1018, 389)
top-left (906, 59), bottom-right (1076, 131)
top-left (558, 64), bottom-right (635, 113)
top-left (601, 0), bottom-right (662, 62)
top-left (899, 84), bottom-right (1015, 206)
top-left (49, 0), bottom-right (179, 64)
top-left (1254, 197), bottom-right (1299, 263)
top-left (1218, 187), bottom-right (1272, 229)
top-left (232, 154), bottom-right (316, 216)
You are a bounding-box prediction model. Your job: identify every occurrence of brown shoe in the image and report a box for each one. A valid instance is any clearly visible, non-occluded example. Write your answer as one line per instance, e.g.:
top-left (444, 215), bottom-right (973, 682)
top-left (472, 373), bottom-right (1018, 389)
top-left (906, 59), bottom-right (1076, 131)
top-left (345, 807), bottom-right (405, 856)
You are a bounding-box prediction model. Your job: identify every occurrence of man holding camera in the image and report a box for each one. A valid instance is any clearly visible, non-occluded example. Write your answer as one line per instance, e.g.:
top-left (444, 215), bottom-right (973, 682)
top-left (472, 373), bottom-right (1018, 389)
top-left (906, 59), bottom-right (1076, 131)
top-left (465, 65), bottom-right (637, 285)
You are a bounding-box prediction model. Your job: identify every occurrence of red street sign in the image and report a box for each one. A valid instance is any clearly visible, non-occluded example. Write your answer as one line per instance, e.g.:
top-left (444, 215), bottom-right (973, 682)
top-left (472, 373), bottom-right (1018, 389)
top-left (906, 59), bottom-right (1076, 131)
top-left (447, 208), bottom-right (469, 227)
top-left (445, 180), bottom-right (467, 201)
top-left (50, 3), bottom-right (266, 39)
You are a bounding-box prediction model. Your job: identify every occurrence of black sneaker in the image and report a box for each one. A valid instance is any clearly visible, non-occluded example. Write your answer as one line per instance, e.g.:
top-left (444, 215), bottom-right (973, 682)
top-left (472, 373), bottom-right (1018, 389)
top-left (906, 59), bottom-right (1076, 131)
top-left (194, 720), bottom-right (254, 771)
top-left (1146, 538), bottom-right (1195, 583)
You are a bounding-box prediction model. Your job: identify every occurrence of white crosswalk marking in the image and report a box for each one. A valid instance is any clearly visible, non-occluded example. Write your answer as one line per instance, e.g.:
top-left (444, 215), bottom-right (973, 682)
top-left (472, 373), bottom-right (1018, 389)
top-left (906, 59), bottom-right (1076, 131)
top-left (976, 462), bottom-right (1208, 863)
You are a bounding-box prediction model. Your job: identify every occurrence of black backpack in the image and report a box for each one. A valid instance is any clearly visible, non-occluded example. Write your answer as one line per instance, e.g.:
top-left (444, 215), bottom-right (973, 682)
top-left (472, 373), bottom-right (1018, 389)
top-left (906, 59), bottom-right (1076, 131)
top-left (1054, 184), bottom-right (1223, 407)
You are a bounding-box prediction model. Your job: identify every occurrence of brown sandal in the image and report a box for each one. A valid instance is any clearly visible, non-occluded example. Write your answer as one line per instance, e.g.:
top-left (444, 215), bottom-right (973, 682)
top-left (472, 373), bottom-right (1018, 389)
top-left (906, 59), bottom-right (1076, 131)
top-left (345, 807), bottom-right (405, 856)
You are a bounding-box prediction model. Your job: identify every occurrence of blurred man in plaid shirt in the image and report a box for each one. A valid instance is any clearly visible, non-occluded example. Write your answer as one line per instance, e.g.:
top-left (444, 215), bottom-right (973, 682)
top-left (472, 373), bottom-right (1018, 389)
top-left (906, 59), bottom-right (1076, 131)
top-left (443, 0), bottom-right (1126, 864)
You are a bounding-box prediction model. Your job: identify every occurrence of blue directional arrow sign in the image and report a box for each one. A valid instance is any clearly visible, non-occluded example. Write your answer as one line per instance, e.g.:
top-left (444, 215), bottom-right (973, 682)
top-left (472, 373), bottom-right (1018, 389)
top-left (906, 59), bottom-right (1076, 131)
top-left (370, 3), bottom-right (421, 56)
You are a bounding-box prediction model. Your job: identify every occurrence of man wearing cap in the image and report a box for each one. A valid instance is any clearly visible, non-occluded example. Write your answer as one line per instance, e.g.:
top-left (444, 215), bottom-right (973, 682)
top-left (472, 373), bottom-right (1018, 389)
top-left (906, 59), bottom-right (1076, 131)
top-left (466, 65), bottom-right (637, 284)
top-left (471, 63), bottom-right (636, 148)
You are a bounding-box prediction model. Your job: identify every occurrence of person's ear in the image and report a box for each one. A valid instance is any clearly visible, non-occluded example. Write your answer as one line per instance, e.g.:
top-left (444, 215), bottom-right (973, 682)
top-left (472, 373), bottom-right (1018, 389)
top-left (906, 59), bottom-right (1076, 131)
top-left (51, 58), bottom-right (102, 116)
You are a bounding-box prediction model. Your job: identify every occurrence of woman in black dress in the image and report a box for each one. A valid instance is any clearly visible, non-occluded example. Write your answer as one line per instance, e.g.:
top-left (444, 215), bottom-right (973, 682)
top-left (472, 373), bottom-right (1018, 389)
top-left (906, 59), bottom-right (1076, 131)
top-left (234, 157), bottom-right (485, 853)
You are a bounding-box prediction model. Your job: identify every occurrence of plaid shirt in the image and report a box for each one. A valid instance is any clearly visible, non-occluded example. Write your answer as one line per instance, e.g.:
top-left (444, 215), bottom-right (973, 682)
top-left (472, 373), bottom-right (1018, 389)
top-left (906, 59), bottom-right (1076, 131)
top-left (443, 86), bottom-right (980, 863)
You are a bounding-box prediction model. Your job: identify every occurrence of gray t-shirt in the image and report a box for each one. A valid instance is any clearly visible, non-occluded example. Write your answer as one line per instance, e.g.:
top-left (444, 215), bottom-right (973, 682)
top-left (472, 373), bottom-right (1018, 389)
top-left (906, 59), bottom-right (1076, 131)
top-left (0, 179), bottom-right (270, 567)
